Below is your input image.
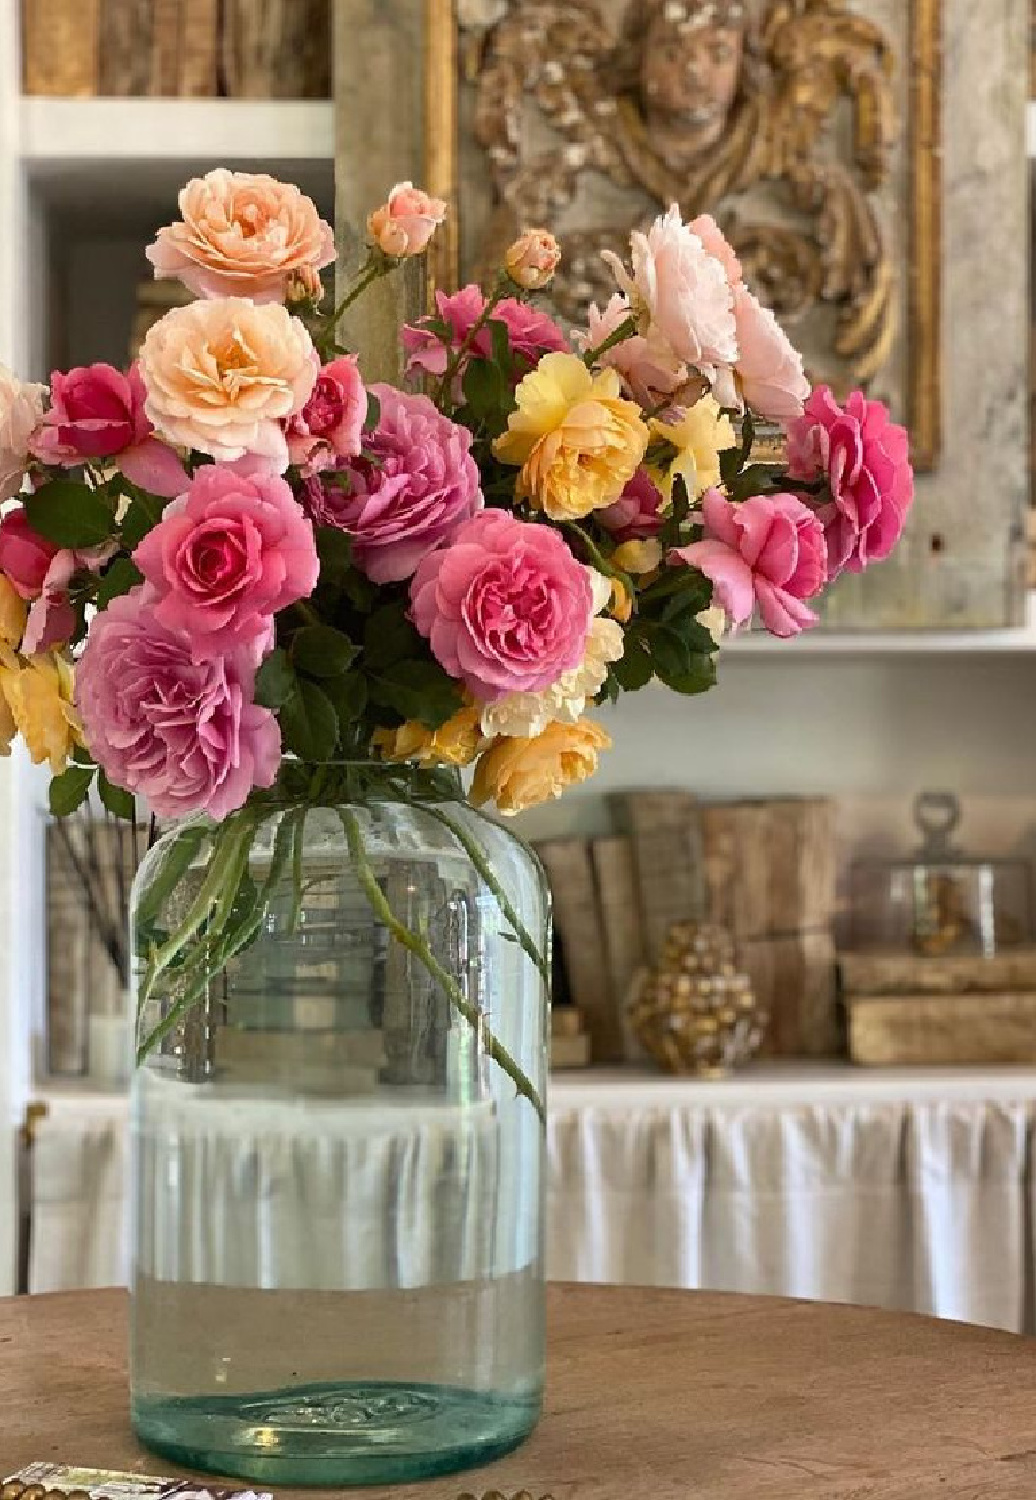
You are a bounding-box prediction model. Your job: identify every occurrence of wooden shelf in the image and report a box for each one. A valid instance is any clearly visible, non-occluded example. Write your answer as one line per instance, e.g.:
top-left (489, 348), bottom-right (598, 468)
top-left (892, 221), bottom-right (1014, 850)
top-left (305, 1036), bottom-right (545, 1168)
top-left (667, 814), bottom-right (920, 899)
top-left (721, 593), bottom-right (1036, 658)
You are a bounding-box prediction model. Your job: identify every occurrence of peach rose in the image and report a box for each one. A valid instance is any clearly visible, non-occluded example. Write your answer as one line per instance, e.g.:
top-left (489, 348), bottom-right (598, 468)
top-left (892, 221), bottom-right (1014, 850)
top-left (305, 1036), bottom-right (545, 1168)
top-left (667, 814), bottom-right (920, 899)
top-left (471, 717), bottom-right (611, 815)
top-left (139, 298), bottom-right (318, 470)
top-left (146, 169), bottom-right (335, 305)
top-left (506, 229), bottom-right (561, 291)
top-left (367, 182), bottom-right (447, 259)
top-left (372, 704), bottom-right (486, 768)
top-left (0, 365), bottom-right (46, 503)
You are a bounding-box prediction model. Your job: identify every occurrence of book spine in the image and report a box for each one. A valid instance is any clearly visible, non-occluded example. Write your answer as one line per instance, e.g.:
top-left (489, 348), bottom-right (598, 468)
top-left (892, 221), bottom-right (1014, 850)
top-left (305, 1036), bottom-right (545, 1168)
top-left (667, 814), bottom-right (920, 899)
top-left (536, 838), bottom-right (621, 1063)
top-left (591, 834), bottom-right (647, 1062)
top-left (22, 0), bottom-right (100, 95)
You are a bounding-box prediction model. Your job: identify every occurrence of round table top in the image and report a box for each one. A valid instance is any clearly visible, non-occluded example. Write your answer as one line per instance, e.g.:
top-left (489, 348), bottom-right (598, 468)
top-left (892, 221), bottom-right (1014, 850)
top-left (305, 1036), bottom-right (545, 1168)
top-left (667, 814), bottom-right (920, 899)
top-left (4, 1286), bottom-right (1036, 1499)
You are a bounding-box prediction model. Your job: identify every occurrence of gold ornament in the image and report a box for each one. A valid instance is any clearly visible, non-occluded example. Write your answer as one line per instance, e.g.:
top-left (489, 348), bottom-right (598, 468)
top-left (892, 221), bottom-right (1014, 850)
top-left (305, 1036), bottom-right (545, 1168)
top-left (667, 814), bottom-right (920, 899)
top-left (628, 920), bottom-right (765, 1077)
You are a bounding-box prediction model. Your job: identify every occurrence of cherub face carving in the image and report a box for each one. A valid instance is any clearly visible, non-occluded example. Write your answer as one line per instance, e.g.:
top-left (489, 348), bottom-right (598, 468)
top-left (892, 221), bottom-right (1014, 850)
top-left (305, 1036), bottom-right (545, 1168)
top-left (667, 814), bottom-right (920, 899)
top-left (638, 10), bottom-right (744, 158)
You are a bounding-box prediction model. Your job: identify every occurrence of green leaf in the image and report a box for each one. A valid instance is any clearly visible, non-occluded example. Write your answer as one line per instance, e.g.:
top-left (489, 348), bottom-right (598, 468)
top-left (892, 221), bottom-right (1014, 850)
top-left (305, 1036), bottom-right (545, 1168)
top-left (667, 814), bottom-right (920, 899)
top-left (645, 623), bottom-right (694, 683)
top-left (315, 526), bottom-right (353, 582)
top-left (94, 556), bottom-right (143, 609)
top-left (279, 679), bottom-right (339, 761)
top-left (489, 318), bottom-right (512, 375)
top-left (49, 764), bottom-right (94, 817)
top-left (369, 660), bottom-right (464, 729)
top-left (729, 464), bottom-right (781, 504)
top-left (363, 390), bottom-right (381, 432)
top-left (119, 491), bottom-right (166, 549)
top-left (609, 637), bottom-right (654, 693)
top-left (659, 654), bottom-right (717, 696)
top-left (97, 770), bottom-right (135, 820)
top-left (291, 624), bottom-right (359, 678)
top-left (363, 603), bottom-right (421, 671)
top-left (254, 649), bottom-right (298, 710)
top-left (71, 743), bottom-right (96, 767)
top-left (323, 672), bottom-right (368, 728)
top-left (462, 356), bottom-right (509, 425)
top-left (25, 481), bottom-right (115, 549)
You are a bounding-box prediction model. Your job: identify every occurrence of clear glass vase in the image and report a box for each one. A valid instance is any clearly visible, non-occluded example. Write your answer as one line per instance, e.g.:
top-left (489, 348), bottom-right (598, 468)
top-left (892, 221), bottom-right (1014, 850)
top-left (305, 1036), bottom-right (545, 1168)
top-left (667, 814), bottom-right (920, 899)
top-left (128, 765), bottom-right (549, 1486)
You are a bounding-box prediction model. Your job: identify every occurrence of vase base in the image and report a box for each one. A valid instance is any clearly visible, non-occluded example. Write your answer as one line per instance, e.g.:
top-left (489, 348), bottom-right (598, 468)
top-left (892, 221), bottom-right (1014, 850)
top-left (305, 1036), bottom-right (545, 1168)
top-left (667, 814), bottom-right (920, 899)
top-left (133, 1379), bottom-right (541, 1486)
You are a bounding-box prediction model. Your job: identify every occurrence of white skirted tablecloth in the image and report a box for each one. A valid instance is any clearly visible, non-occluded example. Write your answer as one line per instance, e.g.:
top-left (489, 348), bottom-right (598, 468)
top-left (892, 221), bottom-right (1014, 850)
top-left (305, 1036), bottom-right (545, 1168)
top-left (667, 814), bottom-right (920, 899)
top-left (27, 1065), bottom-right (1036, 1332)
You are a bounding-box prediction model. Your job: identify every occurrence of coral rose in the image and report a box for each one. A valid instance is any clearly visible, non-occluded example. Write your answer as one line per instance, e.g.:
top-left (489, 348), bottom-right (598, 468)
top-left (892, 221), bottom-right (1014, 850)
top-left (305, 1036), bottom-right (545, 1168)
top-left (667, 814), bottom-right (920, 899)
top-left (598, 469), bottom-right (665, 542)
top-left (403, 285), bottom-right (567, 395)
top-left (133, 465), bottom-right (319, 656)
top-left (139, 298), bottom-right (317, 471)
top-left (733, 287), bottom-right (810, 422)
top-left (285, 355), bottom-right (366, 474)
top-left (0, 508), bottom-right (59, 599)
top-left (0, 365), bottom-right (46, 503)
top-left (673, 487), bottom-right (827, 638)
top-left (30, 362), bottom-right (188, 498)
top-left (493, 352), bottom-right (649, 521)
top-left (372, 704), bottom-right (485, 768)
top-left (578, 294), bottom-right (688, 409)
top-left (788, 386), bottom-right (914, 578)
top-left (652, 395), bottom-right (736, 501)
top-left (147, 169), bottom-right (335, 304)
top-left (307, 386), bottom-right (482, 584)
top-left (505, 228), bottom-right (561, 291)
top-left (0, 646), bottom-right (79, 772)
top-left (75, 588), bottom-right (280, 820)
top-left (471, 717), bottom-right (611, 815)
top-left (367, 182), bottom-right (447, 259)
top-left (603, 205), bottom-right (738, 372)
top-left (410, 510), bottom-right (593, 702)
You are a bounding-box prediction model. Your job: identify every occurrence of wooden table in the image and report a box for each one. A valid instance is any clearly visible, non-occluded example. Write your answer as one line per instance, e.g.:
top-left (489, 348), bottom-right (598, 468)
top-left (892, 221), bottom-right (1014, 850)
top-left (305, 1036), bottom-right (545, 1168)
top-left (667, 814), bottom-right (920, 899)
top-left (4, 1286), bottom-right (1036, 1498)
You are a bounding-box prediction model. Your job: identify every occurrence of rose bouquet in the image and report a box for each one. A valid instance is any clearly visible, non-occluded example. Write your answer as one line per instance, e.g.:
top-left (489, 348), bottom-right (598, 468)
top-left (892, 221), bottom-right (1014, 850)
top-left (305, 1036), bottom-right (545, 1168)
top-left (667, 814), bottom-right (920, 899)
top-left (0, 170), bottom-right (913, 1078)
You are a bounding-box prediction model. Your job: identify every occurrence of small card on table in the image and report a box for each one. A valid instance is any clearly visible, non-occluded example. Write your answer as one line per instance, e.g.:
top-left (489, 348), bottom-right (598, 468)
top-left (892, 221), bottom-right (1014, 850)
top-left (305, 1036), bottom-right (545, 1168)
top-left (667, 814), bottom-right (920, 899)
top-left (2, 1466), bottom-right (271, 1500)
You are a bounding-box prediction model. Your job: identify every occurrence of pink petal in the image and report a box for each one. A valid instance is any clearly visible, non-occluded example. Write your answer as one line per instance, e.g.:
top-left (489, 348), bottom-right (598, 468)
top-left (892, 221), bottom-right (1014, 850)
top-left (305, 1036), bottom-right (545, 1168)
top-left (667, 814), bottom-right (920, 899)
top-left (674, 539), bottom-right (755, 626)
top-left (119, 438), bottom-right (190, 499)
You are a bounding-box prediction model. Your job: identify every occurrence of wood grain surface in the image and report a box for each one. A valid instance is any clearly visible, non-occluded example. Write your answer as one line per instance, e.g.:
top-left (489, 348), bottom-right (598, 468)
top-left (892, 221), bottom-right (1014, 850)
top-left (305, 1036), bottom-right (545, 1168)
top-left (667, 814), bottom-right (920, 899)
top-left (5, 1285), bottom-right (1036, 1498)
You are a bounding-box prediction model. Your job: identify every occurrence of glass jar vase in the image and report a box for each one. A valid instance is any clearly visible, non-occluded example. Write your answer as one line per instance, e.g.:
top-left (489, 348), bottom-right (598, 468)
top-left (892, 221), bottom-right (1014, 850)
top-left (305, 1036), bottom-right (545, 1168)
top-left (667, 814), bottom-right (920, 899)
top-left (129, 765), bottom-right (549, 1486)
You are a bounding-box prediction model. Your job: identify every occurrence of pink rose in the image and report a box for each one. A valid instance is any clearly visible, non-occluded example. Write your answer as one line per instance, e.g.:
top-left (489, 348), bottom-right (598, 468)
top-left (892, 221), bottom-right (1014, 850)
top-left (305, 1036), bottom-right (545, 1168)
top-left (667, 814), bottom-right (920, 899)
top-left (285, 356), bottom-right (367, 474)
top-left (578, 295), bottom-right (687, 409)
top-left (598, 469), bottom-right (664, 542)
top-left (30, 363), bottom-right (189, 498)
top-left (0, 508), bottom-right (59, 598)
top-left (75, 587), bottom-right (280, 820)
top-left (689, 215), bottom-right (743, 289)
top-left (788, 386), bottom-right (914, 578)
top-left (733, 287), bottom-right (810, 422)
top-left (403, 285), bottom-right (568, 395)
top-left (307, 386), bottom-right (482, 584)
top-left (410, 510), bottom-right (593, 701)
top-left (133, 465), bottom-right (319, 656)
top-left (367, 182), bottom-right (447, 259)
top-left (22, 542), bottom-right (116, 655)
top-left (673, 487), bottom-right (826, 638)
top-left (603, 205), bottom-right (738, 371)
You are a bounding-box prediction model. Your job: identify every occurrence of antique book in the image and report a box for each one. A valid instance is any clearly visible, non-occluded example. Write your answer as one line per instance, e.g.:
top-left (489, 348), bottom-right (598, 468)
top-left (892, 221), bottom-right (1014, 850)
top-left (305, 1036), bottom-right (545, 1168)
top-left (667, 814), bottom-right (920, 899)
top-left (221, 0), bottom-right (331, 98)
top-left (150, 0), bottom-right (219, 96)
top-left (849, 991), bottom-right (1036, 1066)
top-left (535, 837), bottom-right (619, 1062)
top-left (591, 834), bottom-right (647, 1062)
top-left (22, 0), bottom-right (101, 95)
top-left (551, 1032), bottom-right (591, 1069)
top-left (840, 947), bottom-right (1036, 996)
top-left (701, 799), bottom-right (836, 941)
top-left (97, 0), bottom-right (154, 94)
top-left (610, 790), bottom-right (705, 964)
top-left (738, 931), bottom-right (839, 1058)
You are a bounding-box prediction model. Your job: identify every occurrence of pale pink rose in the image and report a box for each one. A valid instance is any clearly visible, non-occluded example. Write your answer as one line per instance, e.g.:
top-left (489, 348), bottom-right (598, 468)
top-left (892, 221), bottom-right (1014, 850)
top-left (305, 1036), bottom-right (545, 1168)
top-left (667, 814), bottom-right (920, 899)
top-left (733, 286), bottom-right (810, 422)
top-left (597, 468), bottom-right (665, 542)
top-left (689, 215), bottom-right (743, 289)
top-left (505, 228), bottom-right (561, 291)
top-left (306, 386), bottom-right (482, 584)
top-left (578, 294), bottom-right (687, 408)
top-left (75, 586), bottom-right (281, 820)
top-left (603, 205), bottom-right (738, 371)
top-left (22, 541), bottom-right (117, 655)
top-left (0, 508), bottom-right (59, 598)
top-left (139, 299), bottom-right (318, 472)
top-left (673, 487), bottom-right (826, 638)
top-left (133, 465), bottom-right (319, 656)
top-left (410, 510), bottom-right (593, 701)
top-left (284, 356), bottom-right (367, 474)
top-left (403, 286), bottom-right (568, 397)
top-left (30, 362), bottom-right (188, 498)
top-left (147, 169), bottom-right (336, 304)
top-left (788, 385), bottom-right (914, 578)
top-left (0, 364), bottom-right (46, 503)
top-left (367, 182), bottom-right (447, 259)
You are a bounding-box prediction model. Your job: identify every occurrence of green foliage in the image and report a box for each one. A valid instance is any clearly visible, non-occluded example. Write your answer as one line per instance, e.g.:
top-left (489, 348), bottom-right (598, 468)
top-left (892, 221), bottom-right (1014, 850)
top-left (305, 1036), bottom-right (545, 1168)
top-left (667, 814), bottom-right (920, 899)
top-left (279, 678), bottom-right (339, 761)
top-left (461, 356), bottom-right (510, 433)
top-left (368, 660), bottom-right (464, 729)
top-left (362, 601), bottom-right (421, 671)
top-left (97, 770), bottom-right (135, 820)
top-left (254, 649), bottom-right (298, 710)
top-left (25, 481), bottom-right (114, 549)
top-left (49, 764), bottom-right (94, 817)
top-left (314, 526), bottom-right (354, 583)
top-left (363, 390), bottom-right (381, 432)
top-left (291, 624), bottom-right (358, 678)
top-left (323, 672), bottom-right (368, 731)
top-left (118, 489), bottom-right (166, 548)
top-left (94, 556), bottom-right (143, 609)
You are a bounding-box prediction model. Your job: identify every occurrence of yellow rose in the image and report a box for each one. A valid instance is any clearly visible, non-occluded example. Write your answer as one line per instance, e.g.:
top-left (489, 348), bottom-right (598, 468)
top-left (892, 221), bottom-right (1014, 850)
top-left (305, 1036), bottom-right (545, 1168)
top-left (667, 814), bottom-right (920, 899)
top-left (494, 352), bottom-right (648, 521)
top-left (0, 647), bottom-right (80, 772)
top-left (652, 394), bottom-right (735, 501)
top-left (471, 717), bottom-right (611, 815)
top-left (0, 575), bottom-right (27, 648)
top-left (611, 539), bottom-right (664, 575)
top-left (372, 704), bottom-right (485, 769)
